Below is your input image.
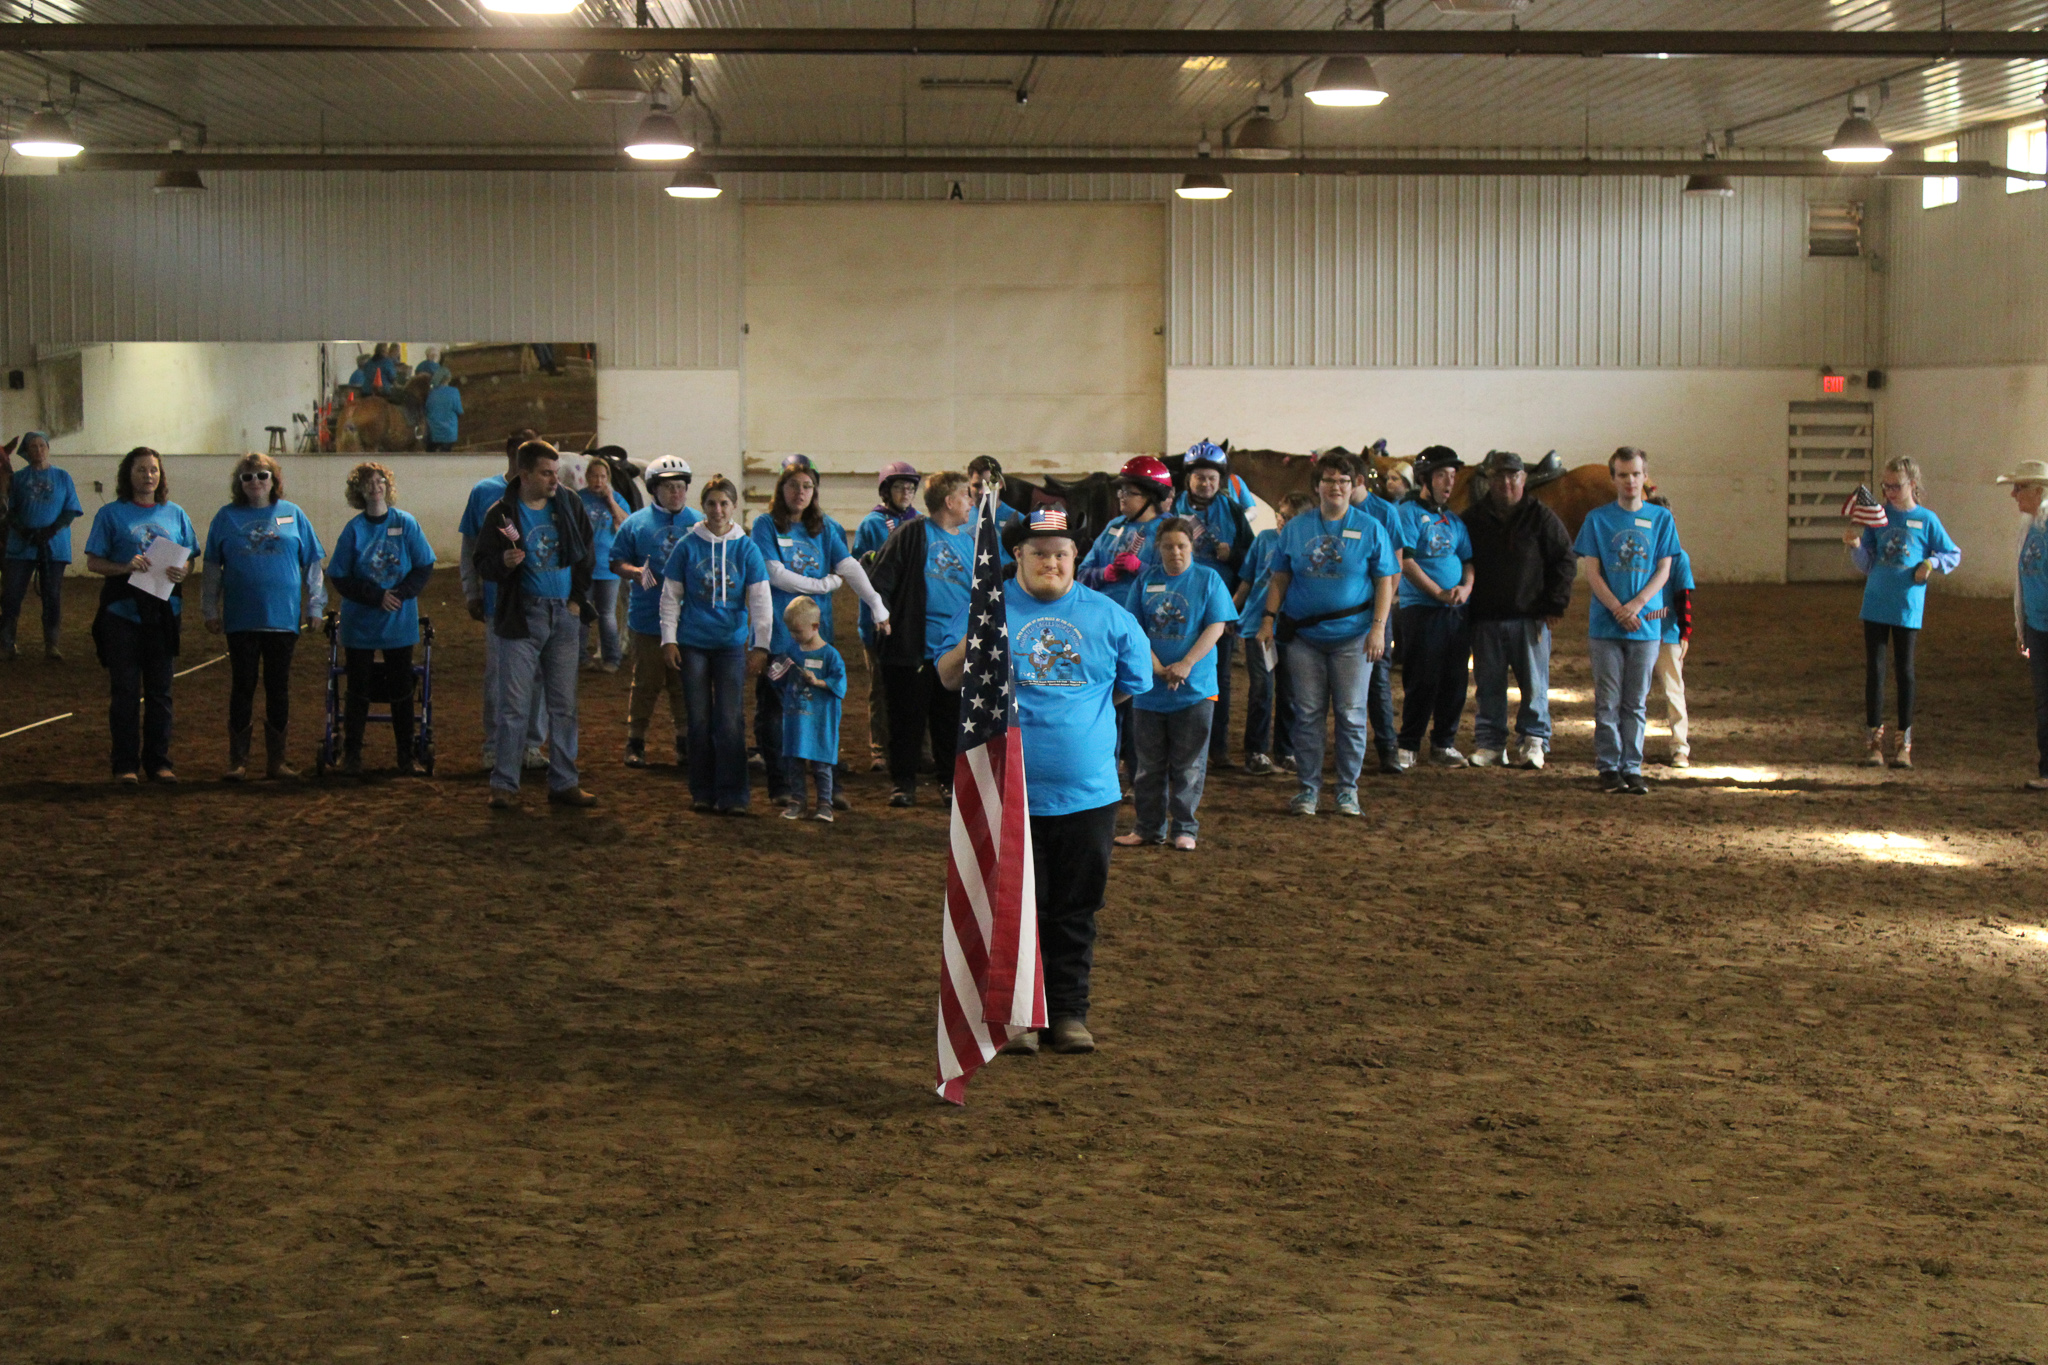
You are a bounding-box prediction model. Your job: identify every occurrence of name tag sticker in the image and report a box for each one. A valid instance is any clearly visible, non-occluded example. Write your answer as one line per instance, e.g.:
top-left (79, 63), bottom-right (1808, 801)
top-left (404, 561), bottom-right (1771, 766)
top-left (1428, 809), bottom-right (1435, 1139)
top-left (1342, 529), bottom-right (1362, 539)
top-left (1635, 518), bottom-right (1653, 528)
top-left (1907, 520), bottom-right (1924, 529)
top-left (777, 536), bottom-right (794, 546)
top-left (804, 660), bottom-right (823, 673)
top-left (1146, 584), bottom-right (1165, 593)
top-left (387, 527), bottom-right (404, 537)
top-left (276, 515), bottom-right (294, 526)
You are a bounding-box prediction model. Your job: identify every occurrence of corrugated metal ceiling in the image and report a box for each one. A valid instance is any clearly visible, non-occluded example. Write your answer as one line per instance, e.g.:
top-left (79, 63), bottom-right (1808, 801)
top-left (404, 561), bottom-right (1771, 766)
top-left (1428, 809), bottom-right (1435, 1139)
top-left (3, 1), bottom-right (2047, 156)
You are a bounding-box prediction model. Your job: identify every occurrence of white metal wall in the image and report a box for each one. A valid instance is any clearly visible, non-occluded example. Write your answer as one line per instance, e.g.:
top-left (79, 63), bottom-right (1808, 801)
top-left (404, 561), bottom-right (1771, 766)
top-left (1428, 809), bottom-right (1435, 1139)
top-left (1887, 125), bottom-right (2048, 367)
top-left (0, 171), bottom-right (743, 370)
top-left (1170, 173), bottom-right (1880, 368)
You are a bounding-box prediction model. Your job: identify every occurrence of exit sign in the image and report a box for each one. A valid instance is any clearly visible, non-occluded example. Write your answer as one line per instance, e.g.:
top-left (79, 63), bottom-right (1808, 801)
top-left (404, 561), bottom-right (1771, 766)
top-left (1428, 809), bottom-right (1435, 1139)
top-left (1821, 374), bottom-right (1847, 394)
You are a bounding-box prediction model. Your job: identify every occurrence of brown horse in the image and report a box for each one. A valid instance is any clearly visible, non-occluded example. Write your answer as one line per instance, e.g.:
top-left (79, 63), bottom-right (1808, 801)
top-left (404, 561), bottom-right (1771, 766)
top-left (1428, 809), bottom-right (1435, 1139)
top-left (1223, 444), bottom-right (1617, 540)
top-left (334, 395), bottom-right (419, 453)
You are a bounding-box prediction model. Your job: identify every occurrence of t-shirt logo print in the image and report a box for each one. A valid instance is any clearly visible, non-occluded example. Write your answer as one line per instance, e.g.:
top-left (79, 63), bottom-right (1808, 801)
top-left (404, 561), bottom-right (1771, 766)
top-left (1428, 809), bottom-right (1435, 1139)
top-left (930, 540), bottom-right (968, 587)
top-left (1878, 529), bottom-right (1913, 567)
top-left (1020, 620), bottom-right (1086, 687)
top-left (1305, 534), bottom-right (1346, 577)
top-left (785, 542), bottom-right (822, 577)
top-left (1608, 529), bottom-right (1650, 572)
top-left (361, 536), bottom-right (403, 583)
top-left (240, 518), bottom-right (284, 554)
top-left (1144, 591), bottom-right (1190, 641)
top-left (656, 527), bottom-right (686, 567)
top-left (1419, 519), bottom-right (1454, 558)
top-left (2024, 530), bottom-right (2048, 575)
top-left (528, 523), bottom-right (561, 571)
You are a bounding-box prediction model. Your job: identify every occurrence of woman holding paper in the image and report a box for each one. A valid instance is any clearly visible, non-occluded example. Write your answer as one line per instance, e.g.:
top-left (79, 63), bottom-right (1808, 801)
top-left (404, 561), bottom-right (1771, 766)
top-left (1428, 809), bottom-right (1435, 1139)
top-left (84, 447), bottom-right (199, 784)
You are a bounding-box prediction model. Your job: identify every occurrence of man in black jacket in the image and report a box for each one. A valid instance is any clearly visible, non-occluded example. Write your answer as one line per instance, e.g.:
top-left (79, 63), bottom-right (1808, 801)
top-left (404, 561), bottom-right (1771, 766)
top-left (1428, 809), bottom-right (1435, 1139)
top-left (474, 440), bottom-right (598, 809)
top-left (1462, 451), bottom-right (1575, 770)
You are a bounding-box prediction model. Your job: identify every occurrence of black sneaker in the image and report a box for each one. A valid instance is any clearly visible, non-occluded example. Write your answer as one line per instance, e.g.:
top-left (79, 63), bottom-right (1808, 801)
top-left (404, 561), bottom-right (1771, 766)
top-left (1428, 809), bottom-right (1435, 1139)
top-left (889, 788), bottom-right (913, 808)
top-left (1624, 773), bottom-right (1650, 796)
top-left (1598, 770), bottom-right (1623, 792)
top-left (1378, 750), bottom-right (1403, 775)
top-left (623, 738), bottom-right (648, 768)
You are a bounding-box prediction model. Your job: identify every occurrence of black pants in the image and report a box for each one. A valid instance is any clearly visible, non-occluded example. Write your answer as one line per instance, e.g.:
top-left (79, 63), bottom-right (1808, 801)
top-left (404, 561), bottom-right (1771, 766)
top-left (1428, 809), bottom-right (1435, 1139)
top-left (227, 630), bottom-right (297, 736)
top-left (1, 555), bottom-right (62, 651)
top-left (1208, 633), bottom-right (1235, 766)
top-left (1863, 621), bottom-right (1917, 730)
top-left (2029, 625), bottom-right (2048, 777)
top-left (344, 646), bottom-right (415, 756)
top-left (1397, 603), bottom-right (1472, 751)
top-left (883, 661), bottom-right (958, 793)
top-left (754, 673), bottom-right (787, 800)
top-left (1033, 801), bottom-right (1118, 1023)
top-left (102, 612), bottom-right (174, 775)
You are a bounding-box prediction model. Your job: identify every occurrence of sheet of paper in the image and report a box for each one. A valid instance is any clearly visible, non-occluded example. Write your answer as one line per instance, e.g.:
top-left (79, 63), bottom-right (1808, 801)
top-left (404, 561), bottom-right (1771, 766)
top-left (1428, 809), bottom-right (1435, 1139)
top-left (129, 537), bottom-right (190, 601)
top-left (1260, 638), bottom-right (1277, 672)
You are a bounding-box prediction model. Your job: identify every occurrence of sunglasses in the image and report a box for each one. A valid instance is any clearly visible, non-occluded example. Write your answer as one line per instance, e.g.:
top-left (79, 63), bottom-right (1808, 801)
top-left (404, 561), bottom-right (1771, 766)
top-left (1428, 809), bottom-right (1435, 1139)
top-left (239, 470), bottom-right (273, 482)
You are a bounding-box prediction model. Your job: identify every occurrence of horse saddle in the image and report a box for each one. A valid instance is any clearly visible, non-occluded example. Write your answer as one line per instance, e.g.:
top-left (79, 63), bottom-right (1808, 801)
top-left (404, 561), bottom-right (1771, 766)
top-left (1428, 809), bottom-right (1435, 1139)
top-left (1525, 451), bottom-right (1566, 489)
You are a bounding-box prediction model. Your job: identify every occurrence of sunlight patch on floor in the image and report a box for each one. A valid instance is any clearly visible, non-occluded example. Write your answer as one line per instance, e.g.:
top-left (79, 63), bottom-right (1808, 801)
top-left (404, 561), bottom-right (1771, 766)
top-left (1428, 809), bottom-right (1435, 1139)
top-left (1830, 831), bottom-right (1975, 867)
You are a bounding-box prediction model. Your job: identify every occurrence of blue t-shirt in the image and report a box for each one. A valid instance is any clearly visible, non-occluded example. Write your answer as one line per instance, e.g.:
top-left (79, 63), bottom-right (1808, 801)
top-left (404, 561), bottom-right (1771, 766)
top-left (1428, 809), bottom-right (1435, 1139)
top-left (780, 642), bottom-right (847, 765)
top-left (752, 514), bottom-right (852, 656)
top-left (663, 528), bottom-right (769, 652)
top-left (1171, 491), bottom-right (1246, 590)
top-left (1395, 502), bottom-right (1474, 610)
top-left (424, 384), bottom-right (463, 443)
top-left (84, 499), bottom-right (199, 623)
top-left (5, 464), bottom-right (82, 561)
top-left (459, 474), bottom-right (509, 614)
top-left (515, 500), bottom-right (571, 601)
top-left (612, 504), bottom-right (702, 635)
top-left (1079, 513), bottom-right (1167, 610)
top-left (1007, 581), bottom-right (1153, 817)
top-left (580, 489), bottom-right (623, 582)
top-left (922, 521), bottom-right (978, 661)
top-left (1362, 493), bottom-right (1404, 539)
top-left (327, 509), bottom-right (434, 650)
top-left (1855, 505), bottom-right (1961, 630)
top-left (1660, 547), bottom-right (1696, 645)
top-left (854, 506), bottom-right (920, 645)
top-left (2023, 522), bottom-right (2048, 634)
top-left (1272, 506), bottom-right (1400, 647)
top-left (1235, 528), bottom-right (1281, 635)
top-left (1132, 562), bottom-right (1237, 714)
top-left (204, 500), bottom-right (326, 634)
top-left (1573, 501), bottom-right (1682, 642)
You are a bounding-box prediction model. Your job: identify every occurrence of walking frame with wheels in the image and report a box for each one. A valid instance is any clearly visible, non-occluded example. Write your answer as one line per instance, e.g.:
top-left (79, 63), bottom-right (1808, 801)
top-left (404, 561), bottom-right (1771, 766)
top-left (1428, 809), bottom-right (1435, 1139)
top-left (313, 611), bottom-right (436, 776)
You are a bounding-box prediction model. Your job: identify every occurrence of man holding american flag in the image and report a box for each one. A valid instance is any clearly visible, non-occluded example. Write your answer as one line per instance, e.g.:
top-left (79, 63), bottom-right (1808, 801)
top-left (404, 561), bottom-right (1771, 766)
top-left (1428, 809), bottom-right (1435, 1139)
top-left (934, 499), bottom-right (1151, 1099)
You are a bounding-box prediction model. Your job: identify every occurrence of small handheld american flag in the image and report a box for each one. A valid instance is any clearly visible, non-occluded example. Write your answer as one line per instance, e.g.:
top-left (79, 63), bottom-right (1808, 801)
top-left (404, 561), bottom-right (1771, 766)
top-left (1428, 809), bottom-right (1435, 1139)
top-left (935, 491), bottom-right (1044, 1104)
top-left (1842, 483), bottom-right (1889, 529)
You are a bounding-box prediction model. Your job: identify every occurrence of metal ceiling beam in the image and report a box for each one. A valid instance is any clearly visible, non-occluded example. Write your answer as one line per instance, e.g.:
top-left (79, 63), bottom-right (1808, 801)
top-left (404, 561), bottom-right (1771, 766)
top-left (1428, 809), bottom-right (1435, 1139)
top-left (9, 25), bottom-right (2048, 59)
top-left (70, 151), bottom-right (2034, 180)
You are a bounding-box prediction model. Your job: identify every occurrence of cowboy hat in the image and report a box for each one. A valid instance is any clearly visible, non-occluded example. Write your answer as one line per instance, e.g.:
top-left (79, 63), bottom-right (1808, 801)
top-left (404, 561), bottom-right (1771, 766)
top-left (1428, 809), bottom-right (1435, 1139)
top-left (1995, 459), bottom-right (2048, 485)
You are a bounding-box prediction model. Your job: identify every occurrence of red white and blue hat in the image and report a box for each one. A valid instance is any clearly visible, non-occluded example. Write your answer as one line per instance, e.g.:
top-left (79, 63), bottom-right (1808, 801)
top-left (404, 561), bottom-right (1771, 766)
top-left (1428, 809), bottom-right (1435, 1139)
top-left (1011, 504), bottom-right (1074, 542)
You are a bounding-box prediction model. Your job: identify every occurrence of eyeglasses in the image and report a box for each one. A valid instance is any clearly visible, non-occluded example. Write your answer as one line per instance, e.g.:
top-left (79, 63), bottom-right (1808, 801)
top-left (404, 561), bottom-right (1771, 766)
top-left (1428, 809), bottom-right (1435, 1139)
top-left (1880, 480), bottom-right (1907, 491)
top-left (239, 470), bottom-right (272, 482)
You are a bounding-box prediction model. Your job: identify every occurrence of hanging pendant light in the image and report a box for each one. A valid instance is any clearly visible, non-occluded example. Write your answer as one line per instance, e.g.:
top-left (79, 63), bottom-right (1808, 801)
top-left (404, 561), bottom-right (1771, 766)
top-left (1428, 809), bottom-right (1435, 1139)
top-left (13, 103), bottom-right (82, 158)
top-left (1824, 102), bottom-right (1891, 163)
top-left (153, 159), bottom-right (205, 195)
top-left (624, 95), bottom-right (693, 160)
top-left (665, 170), bottom-right (720, 198)
top-left (1683, 138), bottom-right (1734, 197)
top-left (1230, 111), bottom-right (1290, 160)
top-left (571, 51), bottom-right (647, 103)
top-left (1176, 171), bottom-right (1230, 199)
top-left (1305, 55), bottom-right (1388, 107)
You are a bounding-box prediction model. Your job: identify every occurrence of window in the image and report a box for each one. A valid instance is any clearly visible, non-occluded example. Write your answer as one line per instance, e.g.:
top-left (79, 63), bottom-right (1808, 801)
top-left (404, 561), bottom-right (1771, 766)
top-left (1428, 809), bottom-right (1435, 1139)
top-left (2009, 120), bottom-right (2046, 194)
top-left (1923, 140), bottom-right (1959, 208)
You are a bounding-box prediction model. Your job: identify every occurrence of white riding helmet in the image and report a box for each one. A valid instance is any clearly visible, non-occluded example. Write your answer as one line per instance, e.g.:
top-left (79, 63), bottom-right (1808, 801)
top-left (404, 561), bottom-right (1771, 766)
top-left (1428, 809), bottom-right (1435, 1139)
top-left (643, 455), bottom-right (694, 488)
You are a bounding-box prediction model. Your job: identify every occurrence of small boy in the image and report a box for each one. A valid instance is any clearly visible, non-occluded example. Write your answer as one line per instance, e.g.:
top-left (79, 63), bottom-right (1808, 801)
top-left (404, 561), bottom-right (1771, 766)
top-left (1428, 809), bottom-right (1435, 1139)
top-left (779, 596), bottom-right (848, 822)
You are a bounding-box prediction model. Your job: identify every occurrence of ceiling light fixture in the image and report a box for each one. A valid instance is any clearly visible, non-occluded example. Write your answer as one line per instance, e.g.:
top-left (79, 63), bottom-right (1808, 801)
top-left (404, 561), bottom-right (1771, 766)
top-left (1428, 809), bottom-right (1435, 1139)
top-left (1824, 100), bottom-right (1891, 163)
top-left (1683, 137), bottom-right (1734, 197)
top-left (624, 96), bottom-right (693, 160)
top-left (13, 103), bottom-right (82, 158)
top-left (1230, 109), bottom-right (1290, 160)
top-left (1305, 55), bottom-right (1388, 107)
top-left (665, 169), bottom-right (720, 198)
top-left (1178, 137), bottom-right (1230, 199)
top-left (571, 51), bottom-right (646, 103)
top-left (480, 0), bottom-right (582, 13)
top-left (153, 148), bottom-right (205, 194)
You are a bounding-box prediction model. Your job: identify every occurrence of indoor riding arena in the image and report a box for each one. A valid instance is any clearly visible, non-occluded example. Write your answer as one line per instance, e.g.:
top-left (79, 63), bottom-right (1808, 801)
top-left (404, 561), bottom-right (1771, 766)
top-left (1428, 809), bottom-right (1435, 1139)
top-left (4, 6), bottom-right (2048, 1365)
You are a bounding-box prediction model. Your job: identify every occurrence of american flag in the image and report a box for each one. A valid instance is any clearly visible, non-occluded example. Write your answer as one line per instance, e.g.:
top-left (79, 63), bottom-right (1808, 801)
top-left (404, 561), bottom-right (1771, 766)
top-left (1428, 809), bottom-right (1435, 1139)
top-left (935, 492), bottom-right (1044, 1104)
top-left (1843, 484), bottom-right (1890, 529)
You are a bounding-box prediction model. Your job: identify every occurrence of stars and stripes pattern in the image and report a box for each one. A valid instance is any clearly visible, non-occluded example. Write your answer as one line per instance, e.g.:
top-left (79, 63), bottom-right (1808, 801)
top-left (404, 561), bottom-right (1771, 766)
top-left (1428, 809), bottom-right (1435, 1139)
top-left (936, 491), bottom-right (1044, 1105)
top-left (1843, 485), bottom-right (1890, 529)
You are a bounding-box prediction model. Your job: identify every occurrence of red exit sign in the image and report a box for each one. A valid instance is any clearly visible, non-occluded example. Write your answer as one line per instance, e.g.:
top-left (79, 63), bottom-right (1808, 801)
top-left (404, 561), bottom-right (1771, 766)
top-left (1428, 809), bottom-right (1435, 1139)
top-left (1821, 374), bottom-right (1847, 394)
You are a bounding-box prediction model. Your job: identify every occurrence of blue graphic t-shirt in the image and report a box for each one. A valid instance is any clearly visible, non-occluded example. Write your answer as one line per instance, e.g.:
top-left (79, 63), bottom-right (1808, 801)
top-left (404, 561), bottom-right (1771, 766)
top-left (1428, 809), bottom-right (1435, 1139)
top-left (779, 642), bottom-right (848, 765)
top-left (516, 500), bottom-right (570, 601)
top-left (1133, 562), bottom-right (1237, 714)
top-left (424, 384), bottom-right (463, 444)
top-left (1006, 581), bottom-right (1153, 817)
top-left (1078, 514), bottom-right (1166, 611)
top-left (1169, 492), bottom-right (1245, 590)
top-left (84, 499), bottom-right (199, 623)
top-left (1660, 546), bottom-right (1696, 645)
top-left (1362, 492), bottom-right (1404, 539)
top-left (204, 500), bottom-right (327, 634)
top-left (1855, 505), bottom-right (1961, 630)
top-left (2022, 522), bottom-right (2048, 633)
top-left (922, 522), bottom-right (978, 661)
top-left (752, 514), bottom-right (852, 656)
top-left (5, 464), bottom-right (82, 561)
top-left (1272, 506), bottom-right (1401, 647)
top-left (327, 509), bottom-right (433, 650)
top-left (1395, 502), bottom-right (1475, 610)
top-left (855, 506), bottom-right (920, 646)
top-left (612, 503), bottom-right (702, 635)
top-left (1235, 528), bottom-right (1281, 635)
top-left (1573, 501), bottom-right (1682, 642)
top-left (459, 475), bottom-right (509, 614)
top-left (663, 528), bottom-right (769, 651)
top-left (580, 488), bottom-right (624, 582)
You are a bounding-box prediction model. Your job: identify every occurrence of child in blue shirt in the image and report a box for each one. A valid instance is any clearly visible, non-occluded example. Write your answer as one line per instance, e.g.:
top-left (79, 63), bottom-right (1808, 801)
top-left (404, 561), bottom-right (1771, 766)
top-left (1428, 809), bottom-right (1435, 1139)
top-left (578, 456), bottom-right (629, 671)
top-left (777, 596), bottom-right (847, 822)
top-left (1, 431), bottom-right (82, 661)
top-left (1845, 457), bottom-right (1960, 769)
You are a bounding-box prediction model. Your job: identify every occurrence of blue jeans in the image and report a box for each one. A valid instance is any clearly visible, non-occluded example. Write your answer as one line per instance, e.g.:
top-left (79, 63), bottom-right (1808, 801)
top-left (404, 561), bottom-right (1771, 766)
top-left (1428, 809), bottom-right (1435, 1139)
top-left (582, 577), bottom-right (622, 667)
top-left (683, 645), bottom-right (750, 809)
top-left (785, 757), bottom-right (834, 808)
top-left (1243, 637), bottom-right (1294, 761)
top-left (1132, 700), bottom-right (1214, 840)
top-left (483, 624), bottom-right (549, 756)
top-left (1286, 635), bottom-right (1369, 798)
top-left (1368, 657), bottom-right (1397, 755)
top-left (1396, 604), bottom-right (1471, 752)
top-left (1589, 637), bottom-right (1658, 776)
top-left (492, 599), bottom-right (581, 793)
top-left (1472, 618), bottom-right (1553, 752)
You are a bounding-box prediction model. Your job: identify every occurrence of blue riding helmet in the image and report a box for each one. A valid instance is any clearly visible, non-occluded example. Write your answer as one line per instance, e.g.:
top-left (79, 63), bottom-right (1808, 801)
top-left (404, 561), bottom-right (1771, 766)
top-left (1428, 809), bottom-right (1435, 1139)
top-left (1184, 440), bottom-right (1229, 472)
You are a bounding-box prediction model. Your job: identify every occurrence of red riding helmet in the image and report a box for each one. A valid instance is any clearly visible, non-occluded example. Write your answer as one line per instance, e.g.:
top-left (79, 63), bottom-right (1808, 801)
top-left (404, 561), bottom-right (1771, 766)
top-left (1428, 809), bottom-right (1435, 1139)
top-left (1119, 455), bottom-right (1174, 503)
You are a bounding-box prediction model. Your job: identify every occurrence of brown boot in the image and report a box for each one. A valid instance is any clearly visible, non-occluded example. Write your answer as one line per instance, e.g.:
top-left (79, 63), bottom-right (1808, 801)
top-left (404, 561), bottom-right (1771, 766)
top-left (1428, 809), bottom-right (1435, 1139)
top-left (264, 724), bottom-right (300, 781)
top-left (1862, 726), bottom-right (1887, 768)
top-left (223, 726), bottom-right (252, 783)
top-left (1892, 727), bottom-right (1913, 770)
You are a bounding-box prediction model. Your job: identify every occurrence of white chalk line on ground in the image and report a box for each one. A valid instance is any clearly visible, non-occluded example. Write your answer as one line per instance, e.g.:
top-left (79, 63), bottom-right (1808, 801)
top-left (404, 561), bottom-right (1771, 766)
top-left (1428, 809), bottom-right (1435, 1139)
top-left (0, 712), bottom-right (74, 741)
top-left (173, 653), bottom-right (228, 679)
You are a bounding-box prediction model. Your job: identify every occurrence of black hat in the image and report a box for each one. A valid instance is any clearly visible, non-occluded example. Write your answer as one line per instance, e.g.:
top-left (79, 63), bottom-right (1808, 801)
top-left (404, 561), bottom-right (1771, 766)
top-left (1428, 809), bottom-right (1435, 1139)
top-left (1484, 450), bottom-right (1524, 473)
top-left (1415, 445), bottom-right (1463, 475)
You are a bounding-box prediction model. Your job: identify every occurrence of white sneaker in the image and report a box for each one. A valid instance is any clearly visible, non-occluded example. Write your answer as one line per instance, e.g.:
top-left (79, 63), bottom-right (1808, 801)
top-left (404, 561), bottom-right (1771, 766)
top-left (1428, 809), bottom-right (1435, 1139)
top-left (1668, 750), bottom-right (1691, 769)
top-left (1469, 748), bottom-right (1503, 768)
top-left (1431, 745), bottom-right (1469, 768)
top-left (1519, 739), bottom-right (1546, 770)
top-left (1394, 748), bottom-right (1418, 772)
top-left (523, 745), bottom-right (549, 772)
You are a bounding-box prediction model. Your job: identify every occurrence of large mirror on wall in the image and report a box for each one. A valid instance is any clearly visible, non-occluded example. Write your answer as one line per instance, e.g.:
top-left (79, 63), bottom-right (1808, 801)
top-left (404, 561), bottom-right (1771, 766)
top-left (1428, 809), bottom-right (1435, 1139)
top-left (11, 341), bottom-right (596, 456)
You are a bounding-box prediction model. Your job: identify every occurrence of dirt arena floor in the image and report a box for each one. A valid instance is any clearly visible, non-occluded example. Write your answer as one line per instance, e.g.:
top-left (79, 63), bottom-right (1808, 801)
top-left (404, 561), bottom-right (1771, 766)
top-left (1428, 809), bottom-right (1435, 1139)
top-left (4, 570), bottom-right (2047, 1364)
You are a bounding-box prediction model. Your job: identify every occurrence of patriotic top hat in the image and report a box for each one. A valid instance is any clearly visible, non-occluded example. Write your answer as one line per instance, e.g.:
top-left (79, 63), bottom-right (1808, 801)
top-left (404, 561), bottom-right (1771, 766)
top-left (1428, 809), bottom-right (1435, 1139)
top-left (1011, 504), bottom-right (1074, 541)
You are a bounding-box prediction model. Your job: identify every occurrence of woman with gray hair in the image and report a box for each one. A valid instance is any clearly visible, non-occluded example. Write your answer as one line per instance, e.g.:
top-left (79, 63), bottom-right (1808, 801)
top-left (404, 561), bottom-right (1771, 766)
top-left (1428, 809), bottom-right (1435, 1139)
top-left (1842, 456), bottom-right (1960, 769)
top-left (1997, 458), bottom-right (2048, 790)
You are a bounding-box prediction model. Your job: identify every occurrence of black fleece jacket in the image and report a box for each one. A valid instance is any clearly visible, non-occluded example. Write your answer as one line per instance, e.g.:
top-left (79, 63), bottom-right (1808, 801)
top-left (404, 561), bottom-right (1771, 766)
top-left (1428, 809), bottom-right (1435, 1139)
top-left (1461, 494), bottom-right (1576, 622)
top-left (865, 517), bottom-right (933, 671)
top-left (473, 486), bottom-right (595, 639)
